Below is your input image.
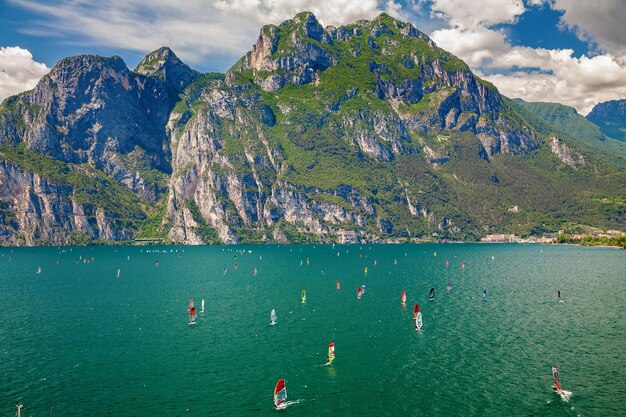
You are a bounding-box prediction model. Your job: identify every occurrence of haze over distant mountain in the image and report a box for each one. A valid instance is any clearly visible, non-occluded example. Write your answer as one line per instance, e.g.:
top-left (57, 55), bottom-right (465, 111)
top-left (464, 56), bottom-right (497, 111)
top-left (587, 99), bottom-right (626, 142)
top-left (0, 12), bottom-right (624, 245)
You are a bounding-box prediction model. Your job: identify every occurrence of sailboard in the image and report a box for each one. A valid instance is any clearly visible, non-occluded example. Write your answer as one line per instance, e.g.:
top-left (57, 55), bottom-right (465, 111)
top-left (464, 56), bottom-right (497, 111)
top-left (201, 299), bottom-right (205, 313)
top-left (326, 341), bottom-right (335, 365)
top-left (401, 290), bottom-right (407, 306)
top-left (336, 280), bottom-right (340, 290)
top-left (429, 287), bottom-right (434, 301)
top-left (357, 287), bottom-right (362, 300)
top-left (301, 290), bottom-right (306, 304)
top-left (270, 308), bottom-right (277, 325)
top-left (274, 379), bottom-right (287, 409)
top-left (446, 282), bottom-right (451, 293)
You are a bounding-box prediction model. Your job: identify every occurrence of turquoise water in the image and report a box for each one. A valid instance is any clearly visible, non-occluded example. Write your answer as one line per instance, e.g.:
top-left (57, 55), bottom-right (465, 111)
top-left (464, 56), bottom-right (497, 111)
top-left (1, 244), bottom-right (624, 416)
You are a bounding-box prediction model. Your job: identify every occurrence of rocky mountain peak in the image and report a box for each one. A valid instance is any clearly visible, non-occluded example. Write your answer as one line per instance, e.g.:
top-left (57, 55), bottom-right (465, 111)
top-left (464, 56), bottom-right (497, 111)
top-left (135, 46), bottom-right (199, 94)
top-left (588, 99), bottom-right (626, 118)
top-left (237, 12), bottom-right (336, 91)
top-left (292, 11), bottom-right (327, 42)
top-left (45, 54), bottom-right (129, 92)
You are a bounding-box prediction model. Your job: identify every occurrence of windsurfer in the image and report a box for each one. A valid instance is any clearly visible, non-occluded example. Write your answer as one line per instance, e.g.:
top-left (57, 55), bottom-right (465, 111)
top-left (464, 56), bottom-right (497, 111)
top-left (552, 366), bottom-right (562, 391)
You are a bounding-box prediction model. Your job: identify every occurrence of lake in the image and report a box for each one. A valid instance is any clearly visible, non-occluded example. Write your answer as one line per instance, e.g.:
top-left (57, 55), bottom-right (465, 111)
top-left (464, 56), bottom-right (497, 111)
top-left (1, 243), bottom-right (624, 416)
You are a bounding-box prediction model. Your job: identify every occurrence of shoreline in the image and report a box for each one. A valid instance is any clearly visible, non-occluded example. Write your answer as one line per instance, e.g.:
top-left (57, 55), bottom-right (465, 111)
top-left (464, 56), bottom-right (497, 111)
top-left (0, 241), bottom-right (623, 249)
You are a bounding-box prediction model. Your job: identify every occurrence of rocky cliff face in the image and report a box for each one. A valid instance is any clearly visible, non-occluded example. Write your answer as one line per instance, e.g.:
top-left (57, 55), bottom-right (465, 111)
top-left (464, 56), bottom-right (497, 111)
top-left (162, 12), bottom-right (546, 244)
top-left (0, 12), bottom-right (622, 245)
top-left (0, 160), bottom-right (133, 245)
top-left (0, 48), bottom-right (197, 200)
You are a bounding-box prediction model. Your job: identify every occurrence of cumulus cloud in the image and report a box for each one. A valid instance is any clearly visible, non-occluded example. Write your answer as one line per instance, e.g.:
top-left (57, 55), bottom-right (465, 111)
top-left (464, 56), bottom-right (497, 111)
top-left (480, 51), bottom-right (626, 114)
top-left (428, 0), bottom-right (626, 114)
top-left (0, 46), bottom-right (50, 102)
top-left (551, 0), bottom-right (626, 55)
top-left (431, 26), bottom-right (509, 67)
top-left (430, 0), bottom-right (525, 27)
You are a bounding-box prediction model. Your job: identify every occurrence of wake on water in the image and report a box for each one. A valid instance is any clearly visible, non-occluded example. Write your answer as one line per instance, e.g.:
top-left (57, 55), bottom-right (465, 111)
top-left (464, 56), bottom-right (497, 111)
top-left (553, 387), bottom-right (573, 402)
top-left (275, 400), bottom-right (302, 410)
top-left (557, 390), bottom-right (573, 402)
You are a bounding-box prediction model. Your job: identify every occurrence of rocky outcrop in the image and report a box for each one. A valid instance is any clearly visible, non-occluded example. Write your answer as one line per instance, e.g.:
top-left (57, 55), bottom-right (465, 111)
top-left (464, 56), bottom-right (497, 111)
top-left (135, 46), bottom-right (200, 95)
top-left (241, 12), bottom-right (336, 92)
top-left (550, 136), bottom-right (586, 167)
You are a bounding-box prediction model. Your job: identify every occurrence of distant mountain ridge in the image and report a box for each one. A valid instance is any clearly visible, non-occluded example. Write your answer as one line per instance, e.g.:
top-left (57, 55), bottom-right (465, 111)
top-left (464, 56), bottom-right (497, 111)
top-left (587, 99), bottom-right (626, 142)
top-left (513, 99), bottom-right (625, 165)
top-left (0, 12), bottom-right (624, 245)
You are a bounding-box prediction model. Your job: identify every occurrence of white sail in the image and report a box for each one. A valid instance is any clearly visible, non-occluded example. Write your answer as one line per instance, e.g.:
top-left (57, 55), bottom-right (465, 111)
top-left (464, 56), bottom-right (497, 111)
top-left (415, 312), bottom-right (423, 330)
top-left (270, 308), bottom-right (277, 325)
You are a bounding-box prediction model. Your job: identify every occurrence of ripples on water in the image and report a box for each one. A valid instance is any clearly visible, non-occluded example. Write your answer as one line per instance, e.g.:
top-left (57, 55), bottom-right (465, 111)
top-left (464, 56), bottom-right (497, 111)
top-left (0, 244), bottom-right (624, 416)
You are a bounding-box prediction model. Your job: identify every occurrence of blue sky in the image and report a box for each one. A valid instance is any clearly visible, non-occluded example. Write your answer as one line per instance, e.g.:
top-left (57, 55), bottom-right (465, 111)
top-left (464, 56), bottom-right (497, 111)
top-left (1, 0), bottom-right (625, 114)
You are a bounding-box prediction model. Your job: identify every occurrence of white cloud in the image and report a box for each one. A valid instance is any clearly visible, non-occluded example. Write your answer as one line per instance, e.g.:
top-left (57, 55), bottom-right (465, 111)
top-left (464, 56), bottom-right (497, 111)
top-left (551, 0), bottom-right (626, 55)
top-left (427, 0), bottom-right (626, 114)
top-left (0, 46), bottom-right (50, 102)
top-left (480, 51), bottom-right (626, 114)
top-left (430, 0), bottom-right (525, 27)
top-left (431, 26), bottom-right (509, 67)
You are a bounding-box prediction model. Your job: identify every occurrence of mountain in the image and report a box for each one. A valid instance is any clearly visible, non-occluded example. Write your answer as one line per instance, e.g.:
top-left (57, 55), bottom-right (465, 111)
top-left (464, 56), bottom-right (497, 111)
top-left (587, 99), bottom-right (626, 142)
top-left (513, 99), bottom-right (626, 164)
top-left (0, 12), bottom-right (624, 245)
top-left (513, 99), bottom-right (607, 143)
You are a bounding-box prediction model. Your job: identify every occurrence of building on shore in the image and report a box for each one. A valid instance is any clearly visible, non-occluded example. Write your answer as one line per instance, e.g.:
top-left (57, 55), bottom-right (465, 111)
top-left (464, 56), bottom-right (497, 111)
top-left (481, 234), bottom-right (519, 243)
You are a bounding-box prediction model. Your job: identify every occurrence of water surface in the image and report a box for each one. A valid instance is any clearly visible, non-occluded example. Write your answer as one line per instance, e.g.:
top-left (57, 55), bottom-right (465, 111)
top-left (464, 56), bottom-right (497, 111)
top-left (1, 244), bottom-right (624, 416)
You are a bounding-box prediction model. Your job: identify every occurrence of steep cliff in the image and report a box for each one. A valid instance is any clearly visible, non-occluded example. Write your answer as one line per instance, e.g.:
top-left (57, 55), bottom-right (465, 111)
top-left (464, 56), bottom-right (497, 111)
top-left (0, 48), bottom-right (198, 200)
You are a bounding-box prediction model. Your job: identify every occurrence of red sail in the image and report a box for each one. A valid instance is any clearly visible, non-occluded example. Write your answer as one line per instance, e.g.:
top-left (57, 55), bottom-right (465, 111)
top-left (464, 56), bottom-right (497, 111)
top-left (413, 303), bottom-right (420, 318)
top-left (274, 379), bottom-right (287, 407)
